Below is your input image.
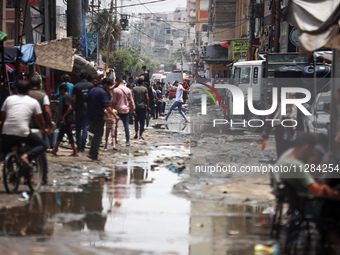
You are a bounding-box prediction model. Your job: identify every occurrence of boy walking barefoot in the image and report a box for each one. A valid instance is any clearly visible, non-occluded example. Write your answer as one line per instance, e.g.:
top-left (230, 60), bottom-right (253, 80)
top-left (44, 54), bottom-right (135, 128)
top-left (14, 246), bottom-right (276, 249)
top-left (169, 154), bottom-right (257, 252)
top-left (104, 102), bottom-right (118, 150)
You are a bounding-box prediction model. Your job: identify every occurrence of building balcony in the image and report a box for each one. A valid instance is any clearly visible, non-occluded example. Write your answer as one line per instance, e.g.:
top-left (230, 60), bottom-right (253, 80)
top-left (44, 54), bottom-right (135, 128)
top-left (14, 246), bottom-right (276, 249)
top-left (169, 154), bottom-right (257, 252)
top-left (188, 9), bottom-right (196, 18)
top-left (200, 44), bottom-right (231, 64)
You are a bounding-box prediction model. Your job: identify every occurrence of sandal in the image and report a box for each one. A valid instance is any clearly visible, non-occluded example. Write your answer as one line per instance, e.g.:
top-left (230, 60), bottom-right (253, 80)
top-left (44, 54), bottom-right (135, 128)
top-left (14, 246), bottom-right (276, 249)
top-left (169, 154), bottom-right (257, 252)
top-left (69, 153), bottom-right (79, 157)
top-left (47, 149), bottom-right (58, 156)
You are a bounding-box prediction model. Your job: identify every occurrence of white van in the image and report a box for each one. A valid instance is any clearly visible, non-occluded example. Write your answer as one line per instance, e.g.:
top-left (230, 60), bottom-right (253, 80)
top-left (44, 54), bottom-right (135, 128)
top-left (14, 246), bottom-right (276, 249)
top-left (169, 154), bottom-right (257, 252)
top-left (151, 73), bottom-right (163, 84)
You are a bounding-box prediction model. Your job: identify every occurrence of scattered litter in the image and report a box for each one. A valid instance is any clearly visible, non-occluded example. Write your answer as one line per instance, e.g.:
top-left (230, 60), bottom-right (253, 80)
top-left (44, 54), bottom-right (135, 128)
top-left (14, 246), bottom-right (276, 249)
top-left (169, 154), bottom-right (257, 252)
top-left (169, 164), bottom-right (178, 170)
top-left (228, 230), bottom-right (239, 235)
top-left (195, 223), bottom-right (204, 228)
top-left (262, 207), bottom-right (275, 215)
top-left (139, 179), bottom-right (153, 184)
top-left (154, 159), bottom-right (164, 164)
top-left (254, 243), bottom-right (279, 254)
top-left (77, 178), bottom-right (89, 186)
top-left (22, 192), bottom-right (29, 200)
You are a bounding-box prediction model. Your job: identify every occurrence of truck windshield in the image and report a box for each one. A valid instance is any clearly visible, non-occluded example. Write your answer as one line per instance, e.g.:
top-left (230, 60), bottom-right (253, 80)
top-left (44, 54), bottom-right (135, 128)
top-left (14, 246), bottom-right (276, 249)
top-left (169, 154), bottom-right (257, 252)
top-left (316, 95), bottom-right (331, 113)
top-left (234, 67), bottom-right (251, 85)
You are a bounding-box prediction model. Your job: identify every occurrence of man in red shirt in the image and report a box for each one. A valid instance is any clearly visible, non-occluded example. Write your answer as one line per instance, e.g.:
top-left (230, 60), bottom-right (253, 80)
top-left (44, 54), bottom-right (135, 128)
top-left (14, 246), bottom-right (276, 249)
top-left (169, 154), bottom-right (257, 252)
top-left (182, 81), bottom-right (190, 104)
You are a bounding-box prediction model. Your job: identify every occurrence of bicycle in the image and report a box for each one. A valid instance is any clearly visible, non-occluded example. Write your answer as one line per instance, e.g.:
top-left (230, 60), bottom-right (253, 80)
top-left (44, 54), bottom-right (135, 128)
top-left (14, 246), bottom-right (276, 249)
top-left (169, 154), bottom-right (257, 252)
top-left (3, 143), bottom-right (43, 193)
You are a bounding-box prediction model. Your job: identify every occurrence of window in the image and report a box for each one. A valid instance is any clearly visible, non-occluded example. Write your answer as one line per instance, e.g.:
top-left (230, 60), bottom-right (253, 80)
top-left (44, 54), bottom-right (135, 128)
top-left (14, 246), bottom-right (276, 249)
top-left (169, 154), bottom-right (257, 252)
top-left (6, 23), bottom-right (15, 40)
top-left (166, 29), bottom-right (171, 34)
top-left (178, 18), bottom-right (181, 20)
top-left (316, 95), bottom-right (331, 113)
top-left (201, 24), bottom-right (208, 31)
top-left (6, 0), bottom-right (15, 8)
top-left (234, 67), bottom-right (251, 85)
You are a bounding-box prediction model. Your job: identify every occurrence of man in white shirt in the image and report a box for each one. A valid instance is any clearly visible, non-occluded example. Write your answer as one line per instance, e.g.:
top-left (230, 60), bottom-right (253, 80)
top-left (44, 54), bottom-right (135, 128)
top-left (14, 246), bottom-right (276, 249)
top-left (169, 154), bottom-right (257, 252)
top-left (205, 69), bottom-right (210, 78)
top-left (164, 81), bottom-right (189, 122)
top-left (0, 80), bottom-right (46, 170)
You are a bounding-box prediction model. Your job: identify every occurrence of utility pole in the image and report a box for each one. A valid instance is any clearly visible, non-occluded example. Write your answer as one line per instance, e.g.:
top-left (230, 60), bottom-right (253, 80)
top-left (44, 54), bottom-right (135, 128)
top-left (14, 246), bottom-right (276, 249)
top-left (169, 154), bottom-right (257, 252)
top-left (14, 0), bottom-right (19, 46)
top-left (273, 0), bottom-right (280, 52)
top-left (330, 49), bottom-right (340, 154)
top-left (115, 0), bottom-right (117, 21)
top-left (180, 42), bottom-right (184, 77)
top-left (67, 0), bottom-right (82, 52)
top-left (106, 0), bottom-right (114, 68)
top-left (247, 0), bottom-right (255, 61)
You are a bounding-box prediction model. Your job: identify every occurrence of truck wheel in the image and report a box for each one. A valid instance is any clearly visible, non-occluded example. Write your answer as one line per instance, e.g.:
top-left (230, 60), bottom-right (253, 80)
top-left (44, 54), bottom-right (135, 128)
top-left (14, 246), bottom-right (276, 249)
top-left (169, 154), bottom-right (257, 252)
top-left (247, 112), bottom-right (264, 133)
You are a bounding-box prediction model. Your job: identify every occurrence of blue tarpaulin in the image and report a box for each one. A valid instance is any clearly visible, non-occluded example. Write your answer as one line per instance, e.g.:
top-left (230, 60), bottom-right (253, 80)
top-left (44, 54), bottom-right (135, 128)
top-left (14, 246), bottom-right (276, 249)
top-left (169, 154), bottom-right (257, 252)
top-left (15, 44), bottom-right (36, 65)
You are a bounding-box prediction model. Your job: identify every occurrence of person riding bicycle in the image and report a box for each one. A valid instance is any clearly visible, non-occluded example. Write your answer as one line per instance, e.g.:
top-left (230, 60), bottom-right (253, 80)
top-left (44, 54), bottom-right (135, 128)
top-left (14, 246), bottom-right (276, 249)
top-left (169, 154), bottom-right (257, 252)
top-left (0, 80), bottom-right (47, 175)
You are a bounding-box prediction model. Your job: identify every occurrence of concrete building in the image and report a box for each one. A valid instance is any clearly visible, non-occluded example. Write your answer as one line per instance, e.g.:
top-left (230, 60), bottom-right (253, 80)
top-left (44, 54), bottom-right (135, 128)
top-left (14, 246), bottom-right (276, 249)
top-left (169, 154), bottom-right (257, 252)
top-left (1, 0), bottom-right (15, 47)
top-left (186, 0), bottom-right (196, 49)
top-left (195, 0), bottom-right (209, 48)
top-left (125, 8), bottom-right (187, 66)
top-left (56, 5), bottom-right (67, 39)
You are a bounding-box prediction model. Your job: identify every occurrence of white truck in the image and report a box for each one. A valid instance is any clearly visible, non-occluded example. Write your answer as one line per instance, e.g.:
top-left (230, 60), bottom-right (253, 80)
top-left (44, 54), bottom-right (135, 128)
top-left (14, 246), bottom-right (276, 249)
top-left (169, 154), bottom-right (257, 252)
top-left (224, 53), bottom-right (309, 132)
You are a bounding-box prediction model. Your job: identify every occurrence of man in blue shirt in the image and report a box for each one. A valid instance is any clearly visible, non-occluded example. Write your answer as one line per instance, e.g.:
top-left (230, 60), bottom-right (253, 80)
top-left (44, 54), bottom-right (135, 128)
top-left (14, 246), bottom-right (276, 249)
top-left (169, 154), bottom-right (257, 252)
top-left (56, 74), bottom-right (74, 108)
top-left (87, 78), bottom-right (119, 160)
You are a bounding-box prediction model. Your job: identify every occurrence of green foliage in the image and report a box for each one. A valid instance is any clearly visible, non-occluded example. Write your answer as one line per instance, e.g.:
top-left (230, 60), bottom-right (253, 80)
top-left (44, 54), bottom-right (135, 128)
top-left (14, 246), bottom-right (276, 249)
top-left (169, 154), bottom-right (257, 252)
top-left (172, 48), bottom-right (190, 62)
top-left (101, 47), bottom-right (161, 77)
top-left (89, 10), bottom-right (121, 51)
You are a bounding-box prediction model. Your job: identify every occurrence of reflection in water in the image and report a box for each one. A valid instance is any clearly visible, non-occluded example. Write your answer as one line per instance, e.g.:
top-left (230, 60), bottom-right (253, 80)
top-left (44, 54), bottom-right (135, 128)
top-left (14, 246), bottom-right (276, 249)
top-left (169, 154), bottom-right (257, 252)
top-left (105, 165), bottom-right (148, 209)
top-left (189, 202), bottom-right (271, 255)
top-left (0, 145), bottom-right (273, 254)
top-left (0, 192), bottom-right (48, 237)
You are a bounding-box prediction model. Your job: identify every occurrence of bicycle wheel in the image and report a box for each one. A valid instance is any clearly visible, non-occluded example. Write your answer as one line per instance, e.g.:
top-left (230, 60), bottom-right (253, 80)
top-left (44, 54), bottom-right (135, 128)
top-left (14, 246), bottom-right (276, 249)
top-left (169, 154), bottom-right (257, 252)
top-left (3, 151), bottom-right (21, 194)
top-left (27, 154), bottom-right (43, 192)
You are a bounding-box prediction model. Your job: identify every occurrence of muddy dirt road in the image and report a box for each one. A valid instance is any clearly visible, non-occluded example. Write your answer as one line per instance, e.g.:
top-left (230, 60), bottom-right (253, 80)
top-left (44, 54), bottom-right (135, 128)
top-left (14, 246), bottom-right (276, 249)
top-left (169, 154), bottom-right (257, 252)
top-left (0, 104), bottom-right (277, 254)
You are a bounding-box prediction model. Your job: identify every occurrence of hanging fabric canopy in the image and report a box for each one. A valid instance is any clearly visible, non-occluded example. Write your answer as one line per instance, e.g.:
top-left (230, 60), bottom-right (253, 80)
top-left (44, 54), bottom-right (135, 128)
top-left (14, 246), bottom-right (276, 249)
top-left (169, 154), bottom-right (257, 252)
top-left (285, 0), bottom-right (340, 52)
top-left (0, 47), bottom-right (22, 64)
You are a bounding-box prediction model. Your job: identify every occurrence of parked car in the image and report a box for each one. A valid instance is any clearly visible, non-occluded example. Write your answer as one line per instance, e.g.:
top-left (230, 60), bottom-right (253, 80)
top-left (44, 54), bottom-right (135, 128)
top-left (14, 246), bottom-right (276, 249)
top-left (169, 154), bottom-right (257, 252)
top-left (303, 91), bottom-right (331, 135)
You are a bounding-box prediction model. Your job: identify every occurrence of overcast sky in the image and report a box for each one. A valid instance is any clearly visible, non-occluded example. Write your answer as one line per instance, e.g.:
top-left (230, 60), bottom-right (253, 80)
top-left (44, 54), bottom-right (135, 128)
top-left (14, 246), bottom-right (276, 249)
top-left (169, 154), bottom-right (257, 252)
top-left (56, 0), bottom-right (185, 14)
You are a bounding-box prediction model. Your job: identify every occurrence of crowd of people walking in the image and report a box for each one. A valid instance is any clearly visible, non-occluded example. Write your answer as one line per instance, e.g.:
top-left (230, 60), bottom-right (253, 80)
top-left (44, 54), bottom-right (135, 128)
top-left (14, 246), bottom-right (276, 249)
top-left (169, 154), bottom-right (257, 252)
top-left (0, 66), bottom-right (191, 185)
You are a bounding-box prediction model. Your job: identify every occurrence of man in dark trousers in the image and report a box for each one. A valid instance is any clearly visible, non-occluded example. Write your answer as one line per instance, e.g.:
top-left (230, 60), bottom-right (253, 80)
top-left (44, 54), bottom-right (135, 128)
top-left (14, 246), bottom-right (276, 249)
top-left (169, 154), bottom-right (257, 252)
top-left (50, 84), bottom-right (78, 157)
top-left (182, 80), bottom-right (190, 104)
top-left (1, 80), bottom-right (46, 182)
top-left (29, 77), bottom-right (53, 184)
top-left (72, 70), bottom-right (94, 152)
top-left (87, 78), bottom-right (119, 160)
top-left (132, 78), bottom-right (149, 140)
